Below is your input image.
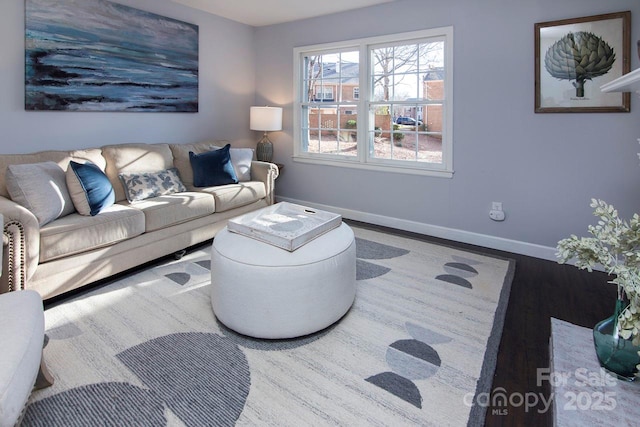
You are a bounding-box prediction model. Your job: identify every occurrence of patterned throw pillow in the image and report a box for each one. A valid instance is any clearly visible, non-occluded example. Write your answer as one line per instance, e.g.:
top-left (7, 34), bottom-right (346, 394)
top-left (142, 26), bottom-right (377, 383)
top-left (119, 168), bottom-right (187, 203)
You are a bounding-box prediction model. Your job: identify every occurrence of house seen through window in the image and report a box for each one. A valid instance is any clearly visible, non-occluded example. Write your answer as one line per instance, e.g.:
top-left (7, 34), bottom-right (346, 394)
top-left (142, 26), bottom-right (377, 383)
top-left (294, 27), bottom-right (453, 177)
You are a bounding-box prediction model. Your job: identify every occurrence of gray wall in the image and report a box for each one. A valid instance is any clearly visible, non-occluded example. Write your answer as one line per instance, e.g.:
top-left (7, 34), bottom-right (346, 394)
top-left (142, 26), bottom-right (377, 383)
top-left (255, 0), bottom-right (640, 258)
top-left (0, 0), bottom-right (257, 153)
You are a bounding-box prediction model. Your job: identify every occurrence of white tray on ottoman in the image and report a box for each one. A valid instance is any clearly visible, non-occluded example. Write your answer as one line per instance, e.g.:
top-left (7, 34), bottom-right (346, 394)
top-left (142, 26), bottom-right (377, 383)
top-left (227, 202), bottom-right (342, 251)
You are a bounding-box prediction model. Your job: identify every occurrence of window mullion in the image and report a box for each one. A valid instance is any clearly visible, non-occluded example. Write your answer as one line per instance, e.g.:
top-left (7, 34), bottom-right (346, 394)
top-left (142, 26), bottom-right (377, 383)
top-left (358, 43), bottom-right (368, 164)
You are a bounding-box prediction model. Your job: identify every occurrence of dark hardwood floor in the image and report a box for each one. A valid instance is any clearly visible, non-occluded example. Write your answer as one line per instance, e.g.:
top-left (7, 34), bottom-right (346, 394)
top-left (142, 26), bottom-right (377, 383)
top-left (346, 220), bottom-right (614, 427)
top-left (46, 219), bottom-right (615, 426)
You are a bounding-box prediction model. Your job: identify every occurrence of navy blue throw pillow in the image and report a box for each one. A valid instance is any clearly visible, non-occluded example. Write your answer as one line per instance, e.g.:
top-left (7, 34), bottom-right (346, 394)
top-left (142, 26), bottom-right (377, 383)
top-left (66, 161), bottom-right (115, 216)
top-left (189, 144), bottom-right (239, 187)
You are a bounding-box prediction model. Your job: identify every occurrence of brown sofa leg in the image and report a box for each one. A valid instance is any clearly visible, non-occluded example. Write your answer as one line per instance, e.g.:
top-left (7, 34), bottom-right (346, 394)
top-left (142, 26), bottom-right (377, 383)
top-left (34, 354), bottom-right (54, 390)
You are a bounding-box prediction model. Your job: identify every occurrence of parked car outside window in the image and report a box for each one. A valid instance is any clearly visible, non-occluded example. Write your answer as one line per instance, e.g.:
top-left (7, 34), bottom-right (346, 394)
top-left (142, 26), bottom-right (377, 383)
top-left (395, 117), bottom-right (422, 126)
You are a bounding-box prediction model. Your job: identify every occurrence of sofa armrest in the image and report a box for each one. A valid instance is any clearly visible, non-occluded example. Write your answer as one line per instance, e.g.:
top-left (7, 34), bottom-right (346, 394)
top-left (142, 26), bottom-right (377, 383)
top-left (0, 196), bottom-right (40, 293)
top-left (250, 161), bottom-right (279, 205)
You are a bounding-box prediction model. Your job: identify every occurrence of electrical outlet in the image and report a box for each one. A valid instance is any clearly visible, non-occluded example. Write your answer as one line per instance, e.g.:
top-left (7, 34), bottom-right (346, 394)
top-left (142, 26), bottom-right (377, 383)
top-left (489, 210), bottom-right (505, 221)
top-left (490, 201), bottom-right (505, 221)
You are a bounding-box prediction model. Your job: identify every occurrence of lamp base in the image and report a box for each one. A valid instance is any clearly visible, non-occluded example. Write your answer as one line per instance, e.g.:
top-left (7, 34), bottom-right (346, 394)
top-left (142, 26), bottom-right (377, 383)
top-left (256, 133), bottom-right (273, 162)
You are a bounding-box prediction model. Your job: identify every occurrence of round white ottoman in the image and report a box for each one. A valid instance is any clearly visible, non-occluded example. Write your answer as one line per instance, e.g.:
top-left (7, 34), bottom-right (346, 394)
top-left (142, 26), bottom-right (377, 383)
top-left (211, 222), bottom-right (356, 339)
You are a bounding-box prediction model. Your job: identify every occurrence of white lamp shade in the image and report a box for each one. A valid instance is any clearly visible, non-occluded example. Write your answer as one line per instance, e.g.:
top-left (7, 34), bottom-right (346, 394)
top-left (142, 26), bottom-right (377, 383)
top-left (250, 106), bottom-right (282, 132)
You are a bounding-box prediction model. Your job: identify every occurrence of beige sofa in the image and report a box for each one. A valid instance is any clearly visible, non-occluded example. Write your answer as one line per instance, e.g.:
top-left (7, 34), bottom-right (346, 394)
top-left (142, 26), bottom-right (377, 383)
top-left (0, 141), bottom-right (278, 300)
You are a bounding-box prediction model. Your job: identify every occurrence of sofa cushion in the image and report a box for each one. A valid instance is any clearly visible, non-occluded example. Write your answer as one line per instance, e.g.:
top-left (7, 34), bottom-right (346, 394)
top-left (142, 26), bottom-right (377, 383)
top-left (39, 204), bottom-right (145, 262)
top-left (199, 181), bottom-right (266, 213)
top-left (119, 168), bottom-right (187, 203)
top-left (6, 161), bottom-right (75, 226)
top-left (189, 144), bottom-right (238, 187)
top-left (101, 143), bottom-right (174, 203)
top-left (66, 161), bottom-right (115, 216)
top-left (121, 192), bottom-right (215, 232)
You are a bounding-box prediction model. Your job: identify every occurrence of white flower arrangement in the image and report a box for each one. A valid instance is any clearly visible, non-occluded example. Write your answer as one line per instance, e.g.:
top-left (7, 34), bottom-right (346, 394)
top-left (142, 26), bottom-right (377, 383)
top-left (557, 199), bottom-right (640, 347)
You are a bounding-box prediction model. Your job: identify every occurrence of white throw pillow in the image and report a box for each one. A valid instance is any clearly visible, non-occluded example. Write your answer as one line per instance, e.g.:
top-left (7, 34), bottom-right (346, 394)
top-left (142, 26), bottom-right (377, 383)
top-left (230, 148), bottom-right (254, 182)
top-left (6, 161), bottom-right (75, 226)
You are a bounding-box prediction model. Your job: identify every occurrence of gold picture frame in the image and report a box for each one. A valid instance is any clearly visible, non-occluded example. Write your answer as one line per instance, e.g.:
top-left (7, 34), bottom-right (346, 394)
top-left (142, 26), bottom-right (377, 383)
top-left (535, 11), bottom-right (631, 113)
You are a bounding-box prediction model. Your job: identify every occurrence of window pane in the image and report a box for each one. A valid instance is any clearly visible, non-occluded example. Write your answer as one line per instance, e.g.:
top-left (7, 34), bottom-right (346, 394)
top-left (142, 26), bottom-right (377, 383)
top-left (371, 130), bottom-right (395, 160)
top-left (301, 50), bottom-right (359, 156)
top-left (399, 46), bottom-right (419, 74)
top-left (302, 106), bottom-right (320, 152)
top-left (337, 106), bottom-right (357, 156)
top-left (370, 39), bottom-right (446, 164)
top-left (420, 68), bottom-right (444, 100)
top-left (305, 106), bottom-right (321, 130)
top-left (393, 105), bottom-right (421, 125)
top-left (372, 105), bottom-right (393, 135)
top-left (370, 104), bottom-right (398, 161)
top-left (318, 131), bottom-right (338, 154)
top-left (318, 107), bottom-right (337, 131)
top-left (372, 76), bottom-right (388, 101)
top-left (390, 73), bottom-right (419, 100)
top-left (303, 55), bottom-right (322, 102)
top-left (417, 134), bottom-right (443, 163)
top-left (419, 41), bottom-right (444, 70)
top-left (340, 52), bottom-right (359, 72)
top-left (372, 47), bottom-right (392, 75)
top-left (314, 83), bottom-right (336, 101)
top-left (423, 102), bottom-right (443, 135)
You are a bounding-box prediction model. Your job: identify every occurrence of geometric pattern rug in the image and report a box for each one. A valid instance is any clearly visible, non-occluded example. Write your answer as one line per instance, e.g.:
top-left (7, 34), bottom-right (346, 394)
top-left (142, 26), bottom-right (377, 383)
top-left (23, 226), bottom-right (515, 426)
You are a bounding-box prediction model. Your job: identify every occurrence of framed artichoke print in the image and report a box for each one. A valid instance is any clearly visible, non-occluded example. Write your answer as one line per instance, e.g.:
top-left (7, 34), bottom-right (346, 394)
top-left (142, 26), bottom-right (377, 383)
top-left (535, 11), bottom-right (631, 113)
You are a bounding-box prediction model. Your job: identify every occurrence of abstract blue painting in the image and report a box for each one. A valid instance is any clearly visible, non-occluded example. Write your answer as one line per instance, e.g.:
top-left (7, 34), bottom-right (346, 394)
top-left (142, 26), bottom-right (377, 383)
top-left (25, 0), bottom-right (199, 112)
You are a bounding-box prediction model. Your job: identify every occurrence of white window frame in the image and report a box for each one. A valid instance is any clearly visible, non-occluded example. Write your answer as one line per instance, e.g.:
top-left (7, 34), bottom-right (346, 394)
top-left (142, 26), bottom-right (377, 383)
top-left (293, 27), bottom-right (453, 178)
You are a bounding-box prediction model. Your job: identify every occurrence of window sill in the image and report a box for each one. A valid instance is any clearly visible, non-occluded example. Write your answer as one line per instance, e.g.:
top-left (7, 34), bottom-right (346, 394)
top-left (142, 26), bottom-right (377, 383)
top-left (292, 155), bottom-right (454, 178)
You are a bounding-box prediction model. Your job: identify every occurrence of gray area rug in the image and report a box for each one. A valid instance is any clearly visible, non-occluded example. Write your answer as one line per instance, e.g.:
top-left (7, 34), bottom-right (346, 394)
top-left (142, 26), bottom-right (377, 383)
top-left (24, 226), bottom-right (514, 426)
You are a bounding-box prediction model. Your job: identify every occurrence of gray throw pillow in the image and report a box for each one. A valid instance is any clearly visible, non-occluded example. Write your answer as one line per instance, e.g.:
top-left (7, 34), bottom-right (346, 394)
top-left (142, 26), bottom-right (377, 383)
top-left (230, 148), bottom-right (254, 182)
top-left (6, 161), bottom-right (75, 226)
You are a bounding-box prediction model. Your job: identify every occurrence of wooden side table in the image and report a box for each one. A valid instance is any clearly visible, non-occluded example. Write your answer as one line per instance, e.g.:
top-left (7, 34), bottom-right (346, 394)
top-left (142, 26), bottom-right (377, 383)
top-left (549, 318), bottom-right (640, 426)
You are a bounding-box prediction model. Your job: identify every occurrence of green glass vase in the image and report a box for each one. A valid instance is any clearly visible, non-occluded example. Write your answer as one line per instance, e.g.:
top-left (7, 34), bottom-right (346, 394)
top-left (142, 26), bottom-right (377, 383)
top-left (593, 297), bottom-right (640, 381)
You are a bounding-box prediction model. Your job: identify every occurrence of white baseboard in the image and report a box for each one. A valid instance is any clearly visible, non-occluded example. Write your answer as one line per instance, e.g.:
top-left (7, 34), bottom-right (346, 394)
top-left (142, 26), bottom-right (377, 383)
top-left (277, 196), bottom-right (559, 262)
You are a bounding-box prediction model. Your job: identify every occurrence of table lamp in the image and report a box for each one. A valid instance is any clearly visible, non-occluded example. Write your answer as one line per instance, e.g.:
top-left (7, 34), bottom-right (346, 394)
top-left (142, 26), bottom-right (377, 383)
top-left (250, 106), bottom-right (282, 162)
